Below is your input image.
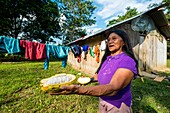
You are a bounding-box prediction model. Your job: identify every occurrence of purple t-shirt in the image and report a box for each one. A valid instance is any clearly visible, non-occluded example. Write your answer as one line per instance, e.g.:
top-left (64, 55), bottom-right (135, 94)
top-left (98, 52), bottom-right (137, 108)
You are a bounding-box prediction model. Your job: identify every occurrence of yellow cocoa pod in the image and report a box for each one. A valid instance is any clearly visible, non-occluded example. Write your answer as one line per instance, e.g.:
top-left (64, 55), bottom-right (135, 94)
top-left (40, 73), bottom-right (77, 92)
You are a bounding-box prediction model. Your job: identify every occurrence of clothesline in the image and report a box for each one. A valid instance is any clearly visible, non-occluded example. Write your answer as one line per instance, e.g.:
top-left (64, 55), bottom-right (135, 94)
top-left (0, 36), bottom-right (107, 69)
top-left (0, 36), bottom-right (70, 69)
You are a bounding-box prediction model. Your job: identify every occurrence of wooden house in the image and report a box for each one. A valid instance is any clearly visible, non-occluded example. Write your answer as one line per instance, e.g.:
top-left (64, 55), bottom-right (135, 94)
top-left (67, 4), bottom-right (170, 75)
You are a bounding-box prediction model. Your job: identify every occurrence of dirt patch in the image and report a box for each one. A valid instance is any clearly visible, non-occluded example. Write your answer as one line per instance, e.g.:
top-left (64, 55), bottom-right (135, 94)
top-left (156, 68), bottom-right (170, 73)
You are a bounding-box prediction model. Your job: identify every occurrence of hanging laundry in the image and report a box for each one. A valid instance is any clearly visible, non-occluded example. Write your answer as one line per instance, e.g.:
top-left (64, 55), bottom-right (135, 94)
top-left (92, 45), bottom-right (95, 53)
top-left (71, 45), bottom-right (82, 57)
top-left (81, 51), bottom-right (85, 59)
top-left (89, 47), bottom-right (95, 57)
top-left (100, 40), bottom-right (106, 51)
top-left (82, 45), bottom-right (89, 60)
top-left (70, 45), bottom-right (82, 63)
top-left (77, 55), bottom-right (81, 63)
top-left (44, 45), bottom-right (70, 70)
top-left (20, 40), bottom-right (46, 60)
top-left (0, 36), bottom-right (20, 54)
top-left (94, 44), bottom-right (100, 63)
top-left (82, 45), bottom-right (89, 52)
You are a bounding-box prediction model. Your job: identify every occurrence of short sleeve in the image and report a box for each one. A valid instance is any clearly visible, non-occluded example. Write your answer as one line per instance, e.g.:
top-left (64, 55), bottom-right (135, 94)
top-left (118, 56), bottom-right (138, 78)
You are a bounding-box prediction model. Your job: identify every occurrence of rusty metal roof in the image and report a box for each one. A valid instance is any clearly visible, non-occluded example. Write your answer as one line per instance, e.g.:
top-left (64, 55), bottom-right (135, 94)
top-left (67, 4), bottom-right (170, 45)
top-left (149, 10), bottom-right (170, 38)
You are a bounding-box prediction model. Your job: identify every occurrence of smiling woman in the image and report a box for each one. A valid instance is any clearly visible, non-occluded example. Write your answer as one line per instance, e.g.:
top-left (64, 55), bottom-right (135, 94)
top-left (107, 33), bottom-right (125, 55)
top-left (50, 30), bottom-right (139, 113)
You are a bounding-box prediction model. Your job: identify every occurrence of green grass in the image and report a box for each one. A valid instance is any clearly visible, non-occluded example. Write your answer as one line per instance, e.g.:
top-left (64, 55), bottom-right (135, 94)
top-left (0, 62), bottom-right (170, 113)
top-left (167, 59), bottom-right (170, 68)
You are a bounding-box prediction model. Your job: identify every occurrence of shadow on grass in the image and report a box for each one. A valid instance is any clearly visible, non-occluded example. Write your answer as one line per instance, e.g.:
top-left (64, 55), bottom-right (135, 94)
top-left (132, 77), bottom-right (170, 113)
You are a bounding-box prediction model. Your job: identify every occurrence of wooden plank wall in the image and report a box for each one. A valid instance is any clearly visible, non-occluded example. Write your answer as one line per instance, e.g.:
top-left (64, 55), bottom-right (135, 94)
top-left (144, 30), bottom-right (167, 70)
top-left (68, 23), bottom-right (167, 75)
top-left (68, 50), bottom-right (105, 76)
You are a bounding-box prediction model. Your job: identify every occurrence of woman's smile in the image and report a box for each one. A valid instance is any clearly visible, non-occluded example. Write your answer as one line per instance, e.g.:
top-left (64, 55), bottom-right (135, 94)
top-left (107, 33), bottom-right (124, 55)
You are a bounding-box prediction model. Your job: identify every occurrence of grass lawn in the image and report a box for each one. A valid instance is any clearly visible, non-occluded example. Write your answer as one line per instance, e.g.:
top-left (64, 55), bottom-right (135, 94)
top-left (167, 59), bottom-right (170, 68)
top-left (0, 61), bottom-right (170, 113)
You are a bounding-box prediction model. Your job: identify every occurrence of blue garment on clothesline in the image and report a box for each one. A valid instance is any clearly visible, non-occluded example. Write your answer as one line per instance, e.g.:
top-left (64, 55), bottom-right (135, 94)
top-left (0, 36), bottom-right (20, 54)
top-left (82, 45), bottom-right (89, 52)
top-left (70, 45), bottom-right (82, 58)
top-left (44, 45), bottom-right (70, 70)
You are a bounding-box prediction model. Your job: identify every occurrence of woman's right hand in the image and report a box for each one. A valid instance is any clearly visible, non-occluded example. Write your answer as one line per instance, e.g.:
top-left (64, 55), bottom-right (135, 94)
top-left (49, 85), bottom-right (80, 95)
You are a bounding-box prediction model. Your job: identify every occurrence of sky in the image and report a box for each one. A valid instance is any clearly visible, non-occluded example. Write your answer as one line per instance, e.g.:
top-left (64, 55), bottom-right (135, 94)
top-left (84, 0), bottom-right (163, 35)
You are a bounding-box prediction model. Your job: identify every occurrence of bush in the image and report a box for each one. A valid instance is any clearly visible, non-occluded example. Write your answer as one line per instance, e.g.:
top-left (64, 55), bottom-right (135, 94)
top-left (0, 54), bottom-right (27, 62)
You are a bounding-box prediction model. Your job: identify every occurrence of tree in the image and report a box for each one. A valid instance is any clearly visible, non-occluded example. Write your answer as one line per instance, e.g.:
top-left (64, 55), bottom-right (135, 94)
top-left (162, 0), bottom-right (170, 21)
top-left (107, 7), bottom-right (139, 27)
top-left (0, 0), bottom-right (60, 43)
top-left (22, 0), bottom-right (61, 43)
top-left (56, 0), bottom-right (96, 44)
top-left (0, 0), bottom-right (96, 44)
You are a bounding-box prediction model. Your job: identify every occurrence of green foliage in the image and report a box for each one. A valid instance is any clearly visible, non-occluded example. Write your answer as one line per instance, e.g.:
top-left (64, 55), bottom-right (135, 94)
top-left (0, 54), bottom-right (26, 62)
top-left (167, 59), bottom-right (170, 68)
top-left (0, 0), bottom-right (60, 43)
top-left (107, 7), bottom-right (139, 27)
top-left (56, 0), bottom-right (96, 44)
top-left (0, 0), bottom-right (96, 44)
top-left (163, 0), bottom-right (170, 21)
top-left (0, 62), bottom-right (170, 113)
top-left (107, 1), bottom-right (170, 27)
top-left (22, 0), bottom-right (61, 43)
top-left (167, 40), bottom-right (170, 59)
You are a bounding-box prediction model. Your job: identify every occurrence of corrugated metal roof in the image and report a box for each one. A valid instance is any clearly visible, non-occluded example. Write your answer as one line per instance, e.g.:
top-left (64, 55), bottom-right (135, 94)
top-left (150, 10), bottom-right (170, 38)
top-left (66, 4), bottom-right (170, 45)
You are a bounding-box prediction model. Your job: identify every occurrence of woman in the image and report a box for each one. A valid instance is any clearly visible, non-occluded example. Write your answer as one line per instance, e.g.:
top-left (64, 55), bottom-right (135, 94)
top-left (50, 29), bottom-right (138, 113)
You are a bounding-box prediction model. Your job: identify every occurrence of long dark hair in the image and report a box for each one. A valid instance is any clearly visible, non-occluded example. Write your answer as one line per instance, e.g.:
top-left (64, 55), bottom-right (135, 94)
top-left (96, 29), bottom-right (138, 74)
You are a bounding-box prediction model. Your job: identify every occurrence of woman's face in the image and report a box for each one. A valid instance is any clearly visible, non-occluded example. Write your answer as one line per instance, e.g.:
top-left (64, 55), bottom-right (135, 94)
top-left (107, 33), bottom-right (125, 54)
